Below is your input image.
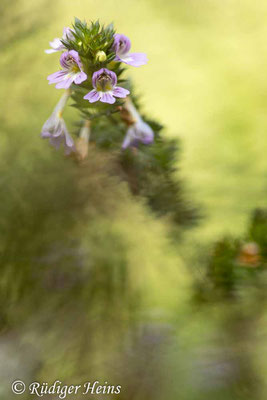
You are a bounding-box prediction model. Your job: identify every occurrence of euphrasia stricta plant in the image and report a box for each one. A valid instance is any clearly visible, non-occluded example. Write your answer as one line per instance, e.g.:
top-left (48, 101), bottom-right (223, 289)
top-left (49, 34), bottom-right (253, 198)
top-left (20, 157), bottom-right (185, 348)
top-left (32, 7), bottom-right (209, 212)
top-left (41, 18), bottom-right (198, 228)
top-left (41, 18), bottom-right (152, 154)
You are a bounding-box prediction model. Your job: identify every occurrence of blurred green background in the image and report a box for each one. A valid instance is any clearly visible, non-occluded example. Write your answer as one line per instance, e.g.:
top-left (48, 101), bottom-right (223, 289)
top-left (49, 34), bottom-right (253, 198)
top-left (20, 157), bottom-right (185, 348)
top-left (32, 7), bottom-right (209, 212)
top-left (1, 0), bottom-right (267, 399)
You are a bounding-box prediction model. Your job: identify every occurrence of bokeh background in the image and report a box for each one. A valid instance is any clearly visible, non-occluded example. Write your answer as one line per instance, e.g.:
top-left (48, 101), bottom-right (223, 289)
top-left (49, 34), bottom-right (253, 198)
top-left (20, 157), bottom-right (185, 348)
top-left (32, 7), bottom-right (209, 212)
top-left (1, 0), bottom-right (267, 399)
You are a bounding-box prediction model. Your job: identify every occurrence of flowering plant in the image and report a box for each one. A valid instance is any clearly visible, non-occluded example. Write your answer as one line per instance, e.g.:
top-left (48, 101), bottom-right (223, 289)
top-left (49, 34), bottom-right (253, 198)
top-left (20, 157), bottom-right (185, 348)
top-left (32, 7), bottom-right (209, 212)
top-left (41, 18), bottom-right (197, 227)
top-left (42, 18), bottom-right (152, 155)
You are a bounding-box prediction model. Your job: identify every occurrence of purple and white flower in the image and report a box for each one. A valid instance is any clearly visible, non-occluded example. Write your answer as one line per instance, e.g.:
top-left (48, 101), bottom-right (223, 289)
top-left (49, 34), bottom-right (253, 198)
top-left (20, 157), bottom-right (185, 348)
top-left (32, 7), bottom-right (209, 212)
top-left (45, 27), bottom-right (75, 54)
top-left (47, 50), bottom-right (87, 89)
top-left (41, 91), bottom-right (75, 155)
top-left (122, 121), bottom-right (154, 149)
top-left (122, 99), bottom-right (154, 149)
top-left (113, 34), bottom-right (147, 67)
top-left (84, 68), bottom-right (129, 104)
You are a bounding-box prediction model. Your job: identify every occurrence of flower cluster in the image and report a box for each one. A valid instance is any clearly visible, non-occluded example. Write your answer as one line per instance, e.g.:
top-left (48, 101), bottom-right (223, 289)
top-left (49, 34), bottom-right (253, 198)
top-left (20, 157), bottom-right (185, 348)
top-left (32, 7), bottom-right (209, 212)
top-left (41, 19), bottom-right (153, 154)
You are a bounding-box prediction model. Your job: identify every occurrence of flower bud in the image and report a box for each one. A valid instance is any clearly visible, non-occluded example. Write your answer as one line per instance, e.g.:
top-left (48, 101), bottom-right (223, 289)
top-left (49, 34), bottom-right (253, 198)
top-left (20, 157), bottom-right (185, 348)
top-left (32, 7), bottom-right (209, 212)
top-left (75, 120), bottom-right (91, 161)
top-left (95, 50), bottom-right (107, 62)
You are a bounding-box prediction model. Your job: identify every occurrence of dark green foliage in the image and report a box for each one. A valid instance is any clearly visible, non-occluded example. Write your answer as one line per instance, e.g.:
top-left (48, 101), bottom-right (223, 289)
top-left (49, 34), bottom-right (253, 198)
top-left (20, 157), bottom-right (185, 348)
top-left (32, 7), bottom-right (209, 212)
top-left (62, 19), bottom-right (116, 62)
top-left (248, 208), bottom-right (267, 258)
top-left (196, 209), bottom-right (267, 302)
top-left (207, 237), bottom-right (240, 298)
top-left (119, 133), bottom-right (198, 227)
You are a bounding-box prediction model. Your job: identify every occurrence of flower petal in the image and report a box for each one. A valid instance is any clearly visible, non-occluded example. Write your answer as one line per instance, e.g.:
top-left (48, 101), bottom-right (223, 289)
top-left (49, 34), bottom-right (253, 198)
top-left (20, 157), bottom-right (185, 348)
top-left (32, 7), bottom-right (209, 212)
top-left (100, 92), bottom-right (116, 104)
top-left (92, 69), bottom-right (104, 88)
top-left (41, 113), bottom-right (60, 135)
top-left (113, 34), bottom-right (132, 56)
top-left (45, 37), bottom-right (65, 54)
top-left (74, 71), bottom-right (87, 84)
top-left (60, 50), bottom-right (82, 69)
top-left (64, 128), bottom-right (75, 148)
top-left (121, 120), bottom-right (154, 149)
top-left (84, 90), bottom-right (101, 103)
top-left (68, 50), bottom-right (82, 68)
top-left (104, 68), bottom-right (117, 86)
top-left (135, 120), bottom-right (154, 144)
top-left (62, 27), bottom-right (75, 41)
top-left (113, 86), bottom-right (130, 98)
top-left (41, 131), bottom-right (51, 138)
top-left (45, 48), bottom-right (58, 54)
top-left (47, 70), bottom-right (68, 84)
top-left (121, 132), bottom-right (133, 149)
top-left (120, 52), bottom-right (147, 67)
top-left (55, 76), bottom-right (74, 89)
top-left (50, 135), bottom-right (62, 150)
